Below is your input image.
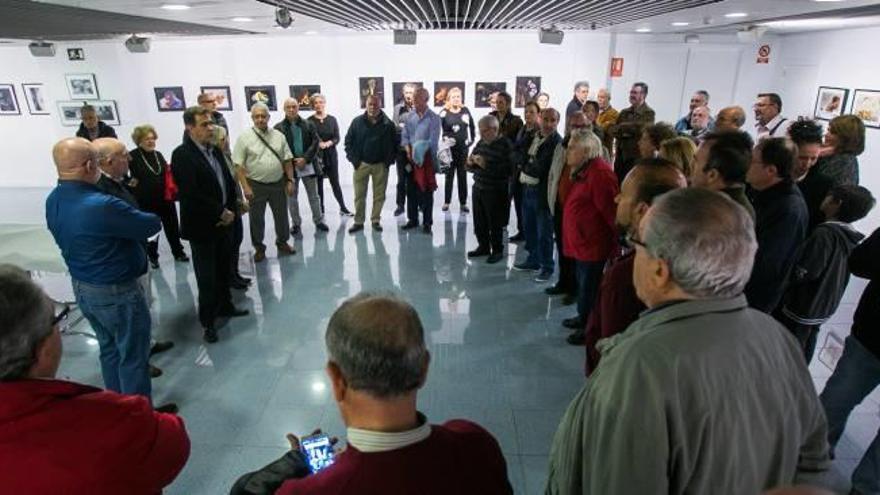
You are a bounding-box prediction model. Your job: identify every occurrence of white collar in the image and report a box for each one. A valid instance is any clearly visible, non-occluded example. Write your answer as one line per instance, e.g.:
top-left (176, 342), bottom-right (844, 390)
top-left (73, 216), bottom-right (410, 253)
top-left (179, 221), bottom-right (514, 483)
top-left (757, 114), bottom-right (785, 131)
top-left (346, 413), bottom-right (432, 453)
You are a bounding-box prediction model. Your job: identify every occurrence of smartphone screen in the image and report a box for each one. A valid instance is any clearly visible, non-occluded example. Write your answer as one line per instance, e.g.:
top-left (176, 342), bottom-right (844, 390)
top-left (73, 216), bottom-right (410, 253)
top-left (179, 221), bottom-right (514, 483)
top-left (301, 434), bottom-right (335, 473)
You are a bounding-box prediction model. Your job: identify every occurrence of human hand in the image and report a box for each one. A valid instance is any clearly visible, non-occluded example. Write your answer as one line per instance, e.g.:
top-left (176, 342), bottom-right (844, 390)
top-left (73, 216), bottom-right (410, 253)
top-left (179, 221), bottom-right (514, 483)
top-left (128, 178), bottom-right (139, 188)
top-left (238, 199), bottom-right (250, 214)
top-left (473, 155), bottom-right (486, 168)
top-left (217, 208), bottom-right (235, 226)
top-left (286, 429), bottom-right (340, 452)
top-left (285, 180), bottom-right (294, 197)
top-left (243, 186), bottom-right (254, 201)
top-left (294, 158), bottom-right (306, 169)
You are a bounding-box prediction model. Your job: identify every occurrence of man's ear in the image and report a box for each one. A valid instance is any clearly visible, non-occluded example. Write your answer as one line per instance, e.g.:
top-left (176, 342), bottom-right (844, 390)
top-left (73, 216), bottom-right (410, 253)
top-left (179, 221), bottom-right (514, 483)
top-left (417, 351), bottom-right (431, 389)
top-left (326, 362), bottom-right (347, 402)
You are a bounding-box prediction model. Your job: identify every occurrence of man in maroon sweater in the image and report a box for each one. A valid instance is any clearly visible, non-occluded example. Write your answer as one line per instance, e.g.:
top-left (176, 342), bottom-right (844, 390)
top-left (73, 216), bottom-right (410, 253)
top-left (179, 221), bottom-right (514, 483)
top-left (584, 159), bottom-right (687, 374)
top-left (232, 293), bottom-right (512, 495)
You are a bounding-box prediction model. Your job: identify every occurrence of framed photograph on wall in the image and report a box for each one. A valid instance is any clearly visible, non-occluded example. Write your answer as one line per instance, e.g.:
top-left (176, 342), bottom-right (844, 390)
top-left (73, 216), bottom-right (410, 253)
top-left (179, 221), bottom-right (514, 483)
top-left (392, 81), bottom-right (422, 106)
top-left (289, 85), bottom-right (321, 110)
top-left (851, 89), bottom-right (880, 129)
top-left (475, 82), bottom-right (506, 108)
top-left (200, 85), bottom-right (232, 111)
top-left (57, 100), bottom-right (119, 126)
top-left (65, 73), bottom-right (99, 100)
top-left (154, 86), bottom-right (186, 111)
top-left (244, 85), bottom-right (277, 111)
top-left (515, 76), bottom-right (542, 107)
top-left (21, 83), bottom-right (49, 115)
top-left (359, 77), bottom-right (385, 108)
top-left (813, 86), bottom-right (849, 121)
top-left (433, 81), bottom-right (465, 107)
top-left (0, 84), bottom-right (21, 115)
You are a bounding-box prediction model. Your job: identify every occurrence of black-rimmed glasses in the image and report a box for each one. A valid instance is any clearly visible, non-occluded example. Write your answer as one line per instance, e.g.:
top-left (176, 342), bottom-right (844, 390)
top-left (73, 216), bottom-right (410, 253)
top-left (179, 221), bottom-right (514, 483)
top-left (625, 232), bottom-right (648, 250)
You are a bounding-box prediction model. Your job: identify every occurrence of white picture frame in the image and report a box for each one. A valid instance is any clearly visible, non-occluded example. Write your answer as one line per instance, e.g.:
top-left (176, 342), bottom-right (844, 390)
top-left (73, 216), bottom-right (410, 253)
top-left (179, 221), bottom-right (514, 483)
top-left (57, 100), bottom-right (119, 126)
top-left (65, 73), bottom-right (99, 100)
top-left (22, 83), bottom-right (49, 115)
top-left (0, 84), bottom-right (20, 115)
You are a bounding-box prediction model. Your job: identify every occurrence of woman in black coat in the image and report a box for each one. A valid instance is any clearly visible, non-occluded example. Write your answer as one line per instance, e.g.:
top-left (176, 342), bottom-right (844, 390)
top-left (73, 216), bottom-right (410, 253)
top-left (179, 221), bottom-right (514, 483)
top-left (308, 94), bottom-right (352, 216)
top-left (128, 125), bottom-right (188, 267)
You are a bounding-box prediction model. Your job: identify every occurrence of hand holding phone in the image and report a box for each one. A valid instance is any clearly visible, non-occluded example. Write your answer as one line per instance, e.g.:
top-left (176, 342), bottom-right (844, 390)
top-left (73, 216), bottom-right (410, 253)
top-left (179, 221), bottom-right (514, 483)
top-left (300, 433), bottom-right (336, 473)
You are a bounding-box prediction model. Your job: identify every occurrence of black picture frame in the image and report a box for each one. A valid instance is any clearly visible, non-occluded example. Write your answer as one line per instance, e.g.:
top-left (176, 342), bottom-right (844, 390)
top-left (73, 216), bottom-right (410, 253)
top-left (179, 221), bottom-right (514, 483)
top-left (813, 86), bottom-right (849, 121)
top-left (851, 88), bottom-right (880, 129)
top-left (154, 86), bottom-right (186, 112)
top-left (244, 85), bottom-right (278, 111)
top-left (22, 83), bottom-right (49, 115)
top-left (289, 85), bottom-right (321, 111)
top-left (359, 77), bottom-right (385, 108)
top-left (474, 82), bottom-right (506, 108)
top-left (515, 76), bottom-right (542, 108)
top-left (433, 81), bottom-right (465, 107)
top-left (0, 84), bottom-right (20, 115)
top-left (200, 85), bottom-right (233, 111)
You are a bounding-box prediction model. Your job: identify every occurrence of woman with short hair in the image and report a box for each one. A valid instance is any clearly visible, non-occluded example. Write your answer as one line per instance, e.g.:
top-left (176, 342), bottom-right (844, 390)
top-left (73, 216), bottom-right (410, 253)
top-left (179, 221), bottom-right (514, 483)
top-left (128, 125), bottom-right (188, 267)
top-left (658, 136), bottom-right (697, 179)
top-left (637, 122), bottom-right (677, 159)
top-left (308, 94), bottom-right (352, 216)
top-left (815, 114), bottom-right (865, 186)
top-left (439, 86), bottom-right (475, 213)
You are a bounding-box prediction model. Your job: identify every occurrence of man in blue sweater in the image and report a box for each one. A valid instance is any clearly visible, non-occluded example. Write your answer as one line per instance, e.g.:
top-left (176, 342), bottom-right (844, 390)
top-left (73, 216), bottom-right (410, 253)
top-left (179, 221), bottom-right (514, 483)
top-left (46, 137), bottom-right (162, 401)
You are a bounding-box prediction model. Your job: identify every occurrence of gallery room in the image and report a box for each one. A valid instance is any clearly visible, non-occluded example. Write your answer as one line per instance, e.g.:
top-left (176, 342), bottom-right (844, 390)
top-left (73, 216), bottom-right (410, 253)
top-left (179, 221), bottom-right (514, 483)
top-left (1, 0), bottom-right (880, 493)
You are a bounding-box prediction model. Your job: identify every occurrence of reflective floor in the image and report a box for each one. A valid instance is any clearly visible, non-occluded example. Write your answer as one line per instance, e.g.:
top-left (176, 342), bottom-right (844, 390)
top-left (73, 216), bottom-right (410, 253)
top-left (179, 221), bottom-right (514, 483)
top-left (2, 184), bottom-right (878, 495)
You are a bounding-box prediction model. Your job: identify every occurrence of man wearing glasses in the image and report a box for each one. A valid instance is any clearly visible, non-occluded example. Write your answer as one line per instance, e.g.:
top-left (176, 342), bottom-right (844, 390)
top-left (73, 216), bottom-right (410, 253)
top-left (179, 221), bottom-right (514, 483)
top-left (754, 92), bottom-right (791, 142)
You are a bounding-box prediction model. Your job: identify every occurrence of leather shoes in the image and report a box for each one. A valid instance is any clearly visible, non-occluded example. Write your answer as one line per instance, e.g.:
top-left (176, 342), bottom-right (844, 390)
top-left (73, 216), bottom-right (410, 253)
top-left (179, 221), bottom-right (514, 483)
top-left (561, 294), bottom-right (576, 306)
top-left (231, 279), bottom-right (249, 290)
top-left (467, 248), bottom-right (490, 258)
top-left (149, 258), bottom-right (160, 269)
top-left (277, 243), bottom-right (296, 256)
top-left (235, 274), bottom-right (252, 284)
top-left (219, 307), bottom-right (249, 318)
top-left (545, 285), bottom-right (566, 296)
top-left (372, 223), bottom-right (383, 232)
top-left (422, 224), bottom-right (432, 234)
top-left (566, 331), bottom-right (586, 346)
top-left (401, 221), bottom-right (419, 230)
top-left (254, 249), bottom-right (266, 263)
top-left (150, 365), bottom-right (163, 378)
top-left (509, 232), bottom-right (525, 242)
top-left (348, 224), bottom-right (364, 234)
top-left (173, 253), bottom-right (190, 262)
top-left (290, 225), bottom-right (302, 236)
top-left (486, 252), bottom-right (504, 264)
top-left (562, 316), bottom-right (584, 329)
top-left (150, 341), bottom-right (174, 356)
top-left (203, 327), bottom-right (218, 343)
top-left (316, 222), bottom-right (330, 232)
top-left (394, 206), bottom-right (405, 216)
top-left (155, 403), bottom-right (179, 414)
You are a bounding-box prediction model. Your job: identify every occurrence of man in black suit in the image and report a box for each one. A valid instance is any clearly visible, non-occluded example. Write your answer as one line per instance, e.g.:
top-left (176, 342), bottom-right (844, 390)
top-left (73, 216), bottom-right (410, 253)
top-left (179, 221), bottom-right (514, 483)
top-left (172, 106), bottom-right (248, 343)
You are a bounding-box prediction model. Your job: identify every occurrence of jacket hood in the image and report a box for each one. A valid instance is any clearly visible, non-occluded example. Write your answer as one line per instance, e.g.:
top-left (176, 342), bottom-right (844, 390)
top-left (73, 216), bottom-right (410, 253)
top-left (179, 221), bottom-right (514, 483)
top-left (821, 221), bottom-right (865, 245)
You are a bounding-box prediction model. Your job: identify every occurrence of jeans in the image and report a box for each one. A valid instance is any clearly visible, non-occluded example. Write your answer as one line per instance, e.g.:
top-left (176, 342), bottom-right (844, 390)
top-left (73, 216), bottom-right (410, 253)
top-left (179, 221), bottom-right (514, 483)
top-left (553, 201), bottom-right (576, 295)
top-left (820, 335), bottom-right (880, 495)
top-left (509, 176), bottom-right (524, 234)
top-left (353, 162), bottom-right (389, 225)
top-left (522, 186), bottom-right (554, 273)
top-left (575, 260), bottom-right (605, 323)
top-left (72, 278), bottom-right (152, 399)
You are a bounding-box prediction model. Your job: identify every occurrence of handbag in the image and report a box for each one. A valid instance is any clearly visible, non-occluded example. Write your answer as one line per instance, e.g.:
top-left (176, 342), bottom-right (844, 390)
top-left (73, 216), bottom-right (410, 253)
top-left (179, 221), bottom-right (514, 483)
top-left (313, 150), bottom-right (325, 176)
top-left (163, 163), bottom-right (178, 201)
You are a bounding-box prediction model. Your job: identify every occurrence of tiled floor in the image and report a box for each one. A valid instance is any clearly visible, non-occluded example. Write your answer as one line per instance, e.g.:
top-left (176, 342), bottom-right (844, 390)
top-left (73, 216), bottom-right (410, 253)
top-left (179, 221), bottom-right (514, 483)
top-left (3, 184), bottom-right (878, 495)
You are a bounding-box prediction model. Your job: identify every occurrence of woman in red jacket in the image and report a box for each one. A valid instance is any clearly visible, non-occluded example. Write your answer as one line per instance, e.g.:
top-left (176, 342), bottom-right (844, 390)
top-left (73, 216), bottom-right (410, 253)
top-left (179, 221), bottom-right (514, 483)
top-left (561, 131), bottom-right (620, 345)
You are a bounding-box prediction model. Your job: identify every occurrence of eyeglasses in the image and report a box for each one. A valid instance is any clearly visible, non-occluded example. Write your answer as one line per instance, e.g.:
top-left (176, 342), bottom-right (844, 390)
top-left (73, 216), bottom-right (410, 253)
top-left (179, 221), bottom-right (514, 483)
top-left (52, 305), bottom-right (70, 328)
top-left (625, 232), bottom-right (648, 250)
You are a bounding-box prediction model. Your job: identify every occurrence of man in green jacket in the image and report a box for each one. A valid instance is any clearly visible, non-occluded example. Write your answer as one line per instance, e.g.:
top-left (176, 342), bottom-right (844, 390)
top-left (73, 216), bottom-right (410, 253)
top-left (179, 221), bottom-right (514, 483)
top-left (546, 188), bottom-right (829, 495)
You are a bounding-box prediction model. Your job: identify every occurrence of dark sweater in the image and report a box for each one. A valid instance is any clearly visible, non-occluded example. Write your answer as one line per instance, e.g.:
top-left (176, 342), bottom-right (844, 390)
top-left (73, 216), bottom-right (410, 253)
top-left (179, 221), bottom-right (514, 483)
top-left (521, 131), bottom-right (562, 210)
top-left (468, 137), bottom-right (513, 191)
top-left (815, 153), bottom-right (859, 186)
top-left (76, 121), bottom-right (117, 141)
top-left (781, 221), bottom-right (864, 325)
top-left (308, 114), bottom-right (341, 170)
top-left (745, 180), bottom-right (809, 313)
top-left (850, 227), bottom-right (880, 358)
top-left (798, 168), bottom-right (834, 232)
top-left (343, 111), bottom-right (398, 168)
top-left (721, 185), bottom-right (756, 220)
top-left (489, 111), bottom-right (524, 143)
top-left (439, 107), bottom-right (475, 148)
top-left (128, 148), bottom-right (169, 212)
top-left (274, 116), bottom-right (319, 163)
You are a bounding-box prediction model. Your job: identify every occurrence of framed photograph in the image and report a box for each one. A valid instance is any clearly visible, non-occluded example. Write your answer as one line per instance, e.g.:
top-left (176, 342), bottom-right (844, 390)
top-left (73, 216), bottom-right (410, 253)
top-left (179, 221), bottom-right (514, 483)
top-left (851, 89), bottom-right (880, 129)
top-left (200, 85), bottom-right (232, 111)
top-left (244, 85), bottom-right (277, 111)
top-left (392, 81), bottom-right (422, 106)
top-left (67, 48), bottom-right (85, 61)
top-left (57, 100), bottom-right (119, 126)
top-left (65, 73), bottom-right (99, 100)
top-left (813, 86), bottom-right (849, 121)
top-left (433, 81), bottom-right (465, 107)
top-left (0, 84), bottom-right (20, 115)
top-left (289, 85), bottom-right (321, 110)
top-left (475, 82), bottom-right (506, 108)
top-left (359, 77), bottom-right (385, 108)
top-left (21, 83), bottom-right (49, 115)
top-left (515, 76), bottom-right (542, 107)
top-left (153, 86), bottom-right (186, 111)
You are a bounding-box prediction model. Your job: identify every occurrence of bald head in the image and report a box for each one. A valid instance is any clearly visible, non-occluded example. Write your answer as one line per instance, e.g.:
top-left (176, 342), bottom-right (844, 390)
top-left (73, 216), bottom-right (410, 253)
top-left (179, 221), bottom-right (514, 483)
top-left (93, 138), bottom-right (129, 179)
top-left (52, 138), bottom-right (99, 183)
top-left (716, 106), bottom-right (746, 132)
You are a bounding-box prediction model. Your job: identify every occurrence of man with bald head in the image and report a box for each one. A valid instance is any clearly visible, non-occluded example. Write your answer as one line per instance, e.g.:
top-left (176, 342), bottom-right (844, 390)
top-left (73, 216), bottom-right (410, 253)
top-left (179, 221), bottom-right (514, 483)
top-left (715, 106), bottom-right (747, 132)
top-left (46, 137), bottom-right (162, 401)
top-left (93, 138), bottom-right (136, 206)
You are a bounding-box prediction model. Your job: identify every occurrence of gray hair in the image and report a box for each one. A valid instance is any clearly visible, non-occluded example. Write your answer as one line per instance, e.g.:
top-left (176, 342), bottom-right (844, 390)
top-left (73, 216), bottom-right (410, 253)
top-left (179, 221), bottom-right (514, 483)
top-left (643, 188), bottom-right (756, 298)
top-left (250, 102), bottom-right (270, 114)
top-left (0, 265), bottom-right (54, 381)
top-left (696, 89), bottom-right (710, 102)
top-left (478, 115), bottom-right (499, 129)
top-left (574, 81), bottom-right (590, 92)
top-left (325, 293), bottom-right (428, 398)
top-left (211, 125), bottom-right (227, 147)
top-left (310, 93), bottom-right (326, 105)
top-left (568, 128), bottom-right (603, 161)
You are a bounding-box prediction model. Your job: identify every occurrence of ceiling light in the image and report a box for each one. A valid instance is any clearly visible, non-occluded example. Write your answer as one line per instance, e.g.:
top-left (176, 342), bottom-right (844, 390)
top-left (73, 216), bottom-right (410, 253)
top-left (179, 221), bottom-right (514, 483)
top-left (636, 27), bottom-right (652, 33)
top-left (161, 4), bottom-right (190, 10)
top-left (671, 21), bottom-right (690, 27)
top-left (725, 12), bottom-right (749, 18)
top-left (231, 17), bottom-right (253, 22)
top-left (305, 30), bottom-right (318, 35)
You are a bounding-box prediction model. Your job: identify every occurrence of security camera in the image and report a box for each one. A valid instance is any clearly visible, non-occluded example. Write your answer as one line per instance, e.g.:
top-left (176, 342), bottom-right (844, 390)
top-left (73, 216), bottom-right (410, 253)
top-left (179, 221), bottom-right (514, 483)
top-left (275, 7), bottom-right (293, 28)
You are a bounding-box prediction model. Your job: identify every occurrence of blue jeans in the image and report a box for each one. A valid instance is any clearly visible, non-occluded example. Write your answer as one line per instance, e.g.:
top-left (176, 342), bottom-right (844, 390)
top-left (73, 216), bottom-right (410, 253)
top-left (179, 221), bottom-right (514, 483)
top-left (523, 186), bottom-right (555, 272)
top-left (820, 335), bottom-right (880, 494)
top-left (72, 278), bottom-right (152, 400)
top-left (575, 260), bottom-right (605, 322)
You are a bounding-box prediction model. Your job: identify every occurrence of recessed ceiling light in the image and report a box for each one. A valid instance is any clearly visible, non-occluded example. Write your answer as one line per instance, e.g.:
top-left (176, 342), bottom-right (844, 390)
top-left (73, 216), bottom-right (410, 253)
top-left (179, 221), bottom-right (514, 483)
top-left (671, 21), bottom-right (690, 26)
top-left (725, 12), bottom-right (749, 18)
top-left (305, 30), bottom-right (318, 35)
top-left (231, 17), bottom-right (253, 22)
top-left (161, 3), bottom-right (190, 10)
top-left (636, 27), bottom-right (652, 33)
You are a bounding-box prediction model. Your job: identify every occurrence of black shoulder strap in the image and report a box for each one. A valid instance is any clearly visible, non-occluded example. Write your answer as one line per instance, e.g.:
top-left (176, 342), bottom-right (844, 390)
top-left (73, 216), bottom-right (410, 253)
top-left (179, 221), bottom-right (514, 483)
top-left (252, 128), bottom-right (285, 166)
top-left (769, 118), bottom-right (788, 136)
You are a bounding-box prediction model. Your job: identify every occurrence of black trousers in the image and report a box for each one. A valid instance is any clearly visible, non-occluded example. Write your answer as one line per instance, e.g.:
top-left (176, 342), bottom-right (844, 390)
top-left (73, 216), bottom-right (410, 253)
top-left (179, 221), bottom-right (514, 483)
top-left (396, 149), bottom-right (408, 208)
top-left (406, 170), bottom-right (434, 226)
top-left (318, 164), bottom-right (348, 213)
top-left (444, 145), bottom-right (468, 205)
top-left (473, 186), bottom-right (508, 254)
top-left (146, 200), bottom-right (185, 260)
top-left (509, 177), bottom-right (524, 233)
top-left (230, 213), bottom-right (243, 278)
top-left (190, 230), bottom-right (234, 329)
top-left (553, 201), bottom-right (577, 295)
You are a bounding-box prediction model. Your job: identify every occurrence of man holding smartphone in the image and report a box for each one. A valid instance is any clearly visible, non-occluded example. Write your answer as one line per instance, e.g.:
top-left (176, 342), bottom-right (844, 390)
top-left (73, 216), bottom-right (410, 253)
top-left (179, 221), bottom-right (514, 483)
top-left (232, 294), bottom-right (513, 495)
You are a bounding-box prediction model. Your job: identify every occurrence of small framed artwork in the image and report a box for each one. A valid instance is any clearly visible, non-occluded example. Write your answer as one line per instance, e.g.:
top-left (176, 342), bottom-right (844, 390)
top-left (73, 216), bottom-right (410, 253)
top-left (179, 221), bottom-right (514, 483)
top-left (244, 85), bottom-right (277, 111)
top-left (0, 84), bottom-right (21, 115)
top-left (57, 100), bottom-right (120, 126)
top-left (154, 86), bottom-right (186, 111)
top-left (91, 100), bottom-right (120, 125)
top-left (392, 81), bottom-right (422, 106)
top-left (21, 83), bottom-right (49, 115)
top-left (359, 77), bottom-right (385, 108)
top-left (65, 73), bottom-right (99, 100)
top-left (813, 86), bottom-right (849, 121)
top-left (475, 82), bottom-right (506, 108)
top-left (433, 81), bottom-right (465, 107)
top-left (851, 89), bottom-right (880, 129)
top-left (289, 85), bottom-right (321, 110)
top-left (67, 48), bottom-right (85, 61)
top-left (200, 85), bottom-right (232, 111)
top-left (515, 76), bottom-right (542, 107)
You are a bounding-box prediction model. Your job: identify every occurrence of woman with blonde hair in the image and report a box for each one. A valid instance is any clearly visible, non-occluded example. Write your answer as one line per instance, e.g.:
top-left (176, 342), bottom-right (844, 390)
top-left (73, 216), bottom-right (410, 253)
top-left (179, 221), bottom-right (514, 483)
top-left (439, 86), bottom-right (475, 212)
top-left (308, 93), bottom-right (352, 216)
top-left (659, 136), bottom-right (697, 179)
top-left (815, 114), bottom-right (865, 186)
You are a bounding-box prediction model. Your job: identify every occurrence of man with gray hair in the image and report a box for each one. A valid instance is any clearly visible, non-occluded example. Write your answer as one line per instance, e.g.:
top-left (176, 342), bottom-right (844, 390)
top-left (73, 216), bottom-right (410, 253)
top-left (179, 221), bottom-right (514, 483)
top-left (232, 293), bottom-right (512, 494)
top-left (546, 188), bottom-right (830, 494)
top-left (566, 81), bottom-right (590, 119)
top-left (75, 104), bottom-right (117, 141)
top-left (675, 89), bottom-right (711, 133)
top-left (0, 264), bottom-right (191, 492)
top-left (715, 105), bottom-right (747, 132)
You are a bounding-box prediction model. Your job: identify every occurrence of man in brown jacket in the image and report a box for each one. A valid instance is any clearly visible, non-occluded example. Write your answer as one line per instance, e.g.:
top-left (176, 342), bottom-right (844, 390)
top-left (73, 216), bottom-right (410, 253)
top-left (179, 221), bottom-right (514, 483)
top-left (608, 82), bottom-right (655, 182)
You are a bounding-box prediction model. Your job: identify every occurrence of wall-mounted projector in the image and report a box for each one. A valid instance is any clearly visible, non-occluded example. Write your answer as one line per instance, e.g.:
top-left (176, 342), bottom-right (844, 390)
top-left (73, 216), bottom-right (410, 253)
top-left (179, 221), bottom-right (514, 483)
top-left (393, 29), bottom-right (416, 45)
top-left (539, 27), bottom-right (564, 45)
top-left (275, 7), bottom-right (293, 28)
top-left (28, 41), bottom-right (56, 57)
top-left (125, 35), bottom-right (151, 53)
top-left (736, 26), bottom-right (768, 43)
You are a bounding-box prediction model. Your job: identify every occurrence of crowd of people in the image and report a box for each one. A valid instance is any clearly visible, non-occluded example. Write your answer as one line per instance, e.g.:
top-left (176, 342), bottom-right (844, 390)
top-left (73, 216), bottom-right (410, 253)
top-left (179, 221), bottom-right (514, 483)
top-left (0, 77), bottom-right (877, 495)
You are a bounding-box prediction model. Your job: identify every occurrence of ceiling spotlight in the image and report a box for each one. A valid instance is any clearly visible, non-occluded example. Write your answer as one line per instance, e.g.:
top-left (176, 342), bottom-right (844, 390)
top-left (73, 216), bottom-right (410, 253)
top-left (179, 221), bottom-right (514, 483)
top-left (231, 17), bottom-right (253, 22)
top-left (160, 3), bottom-right (190, 10)
top-left (671, 21), bottom-right (690, 27)
top-left (304, 30), bottom-right (318, 35)
top-left (725, 12), bottom-right (749, 18)
top-left (636, 27), bottom-right (652, 33)
top-left (275, 7), bottom-right (293, 28)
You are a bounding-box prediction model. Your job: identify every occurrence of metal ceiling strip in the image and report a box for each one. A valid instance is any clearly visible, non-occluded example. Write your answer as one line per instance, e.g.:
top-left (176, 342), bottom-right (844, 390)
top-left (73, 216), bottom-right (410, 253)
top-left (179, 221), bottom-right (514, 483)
top-left (493, 0), bottom-right (529, 29)
top-left (337, 0), bottom-right (389, 26)
top-left (411, 0), bottom-right (434, 29)
top-left (425, 0), bottom-right (444, 29)
top-left (471, 0), bottom-right (487, 30)
top-left (294, 0), bottom-right (374, 30)
top-left (441, 0), bottom-right (450, 26)
top-left (476, 0), bottom-right (501, 29)
top-left (395, 0), bottom-right (426, 29)
top-left (383, 0), bottom-right (416, 29)
top-left (358, 0), bottom-right (406, 28)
